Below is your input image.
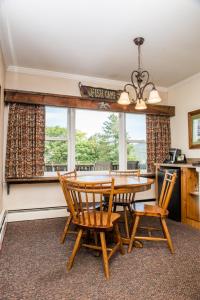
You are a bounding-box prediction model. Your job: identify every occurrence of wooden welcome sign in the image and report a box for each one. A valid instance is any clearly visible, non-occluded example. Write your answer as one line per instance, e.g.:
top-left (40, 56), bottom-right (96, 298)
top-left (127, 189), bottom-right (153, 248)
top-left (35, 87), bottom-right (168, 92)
top-left (79, 82), bottom-right (122, 102)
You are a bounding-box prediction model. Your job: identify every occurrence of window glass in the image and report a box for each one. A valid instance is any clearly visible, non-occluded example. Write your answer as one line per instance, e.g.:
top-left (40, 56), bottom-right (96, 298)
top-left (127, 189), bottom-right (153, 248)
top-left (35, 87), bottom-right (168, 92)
top-left (75, 109), bottom-right (119, 171)
top-left (45, 106), bottom-right (68, 172)
top-left (126, 114), bottom-right (146, 170)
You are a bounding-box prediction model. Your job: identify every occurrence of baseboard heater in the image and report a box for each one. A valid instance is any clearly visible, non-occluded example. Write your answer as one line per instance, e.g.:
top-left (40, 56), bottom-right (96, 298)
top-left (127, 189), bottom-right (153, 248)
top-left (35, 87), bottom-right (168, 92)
top-left (8, 205), bottom-right (67, 214)
top-left (7, 206), bottom-right (68, 222)
top-left (7, 199), bottom-right (155, 215)
top-left (6, 199), bottom-right (155, 223)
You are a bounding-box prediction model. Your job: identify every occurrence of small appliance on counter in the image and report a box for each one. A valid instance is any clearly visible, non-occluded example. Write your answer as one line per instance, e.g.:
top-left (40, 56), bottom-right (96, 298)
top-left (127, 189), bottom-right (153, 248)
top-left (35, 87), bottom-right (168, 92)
top-left (164, 148), bottom-right (186, 164)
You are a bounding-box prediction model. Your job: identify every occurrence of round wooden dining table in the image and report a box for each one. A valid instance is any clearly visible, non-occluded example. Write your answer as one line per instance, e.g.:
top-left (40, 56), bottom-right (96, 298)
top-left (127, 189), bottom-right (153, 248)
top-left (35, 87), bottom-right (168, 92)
top-left (68, 174), bottom-right (153, 192)
top-left (68, 174), bottom-right (154, 246)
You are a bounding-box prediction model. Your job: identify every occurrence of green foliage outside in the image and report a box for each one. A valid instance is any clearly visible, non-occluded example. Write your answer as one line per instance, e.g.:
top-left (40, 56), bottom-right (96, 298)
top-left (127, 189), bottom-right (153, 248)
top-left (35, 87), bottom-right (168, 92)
top-left (45, 114), bottom-right (136, 165)
top-left (45, 126), bottom-right (68, 164)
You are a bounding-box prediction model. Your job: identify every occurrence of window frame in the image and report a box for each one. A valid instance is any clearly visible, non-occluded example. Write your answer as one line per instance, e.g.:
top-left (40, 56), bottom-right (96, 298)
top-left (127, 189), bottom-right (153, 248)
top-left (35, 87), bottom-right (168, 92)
top-left (126, 113), bottom-right (147, 170)
top-left (44, 107), bottom-right (146, 173)
top-left (44, 106), bottom-right (68, 172)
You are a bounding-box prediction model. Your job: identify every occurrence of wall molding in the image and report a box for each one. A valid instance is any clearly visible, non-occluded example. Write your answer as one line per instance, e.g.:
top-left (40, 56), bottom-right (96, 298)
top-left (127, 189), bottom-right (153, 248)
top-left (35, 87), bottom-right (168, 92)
top-left (7, 65), bottom-right (168, 93)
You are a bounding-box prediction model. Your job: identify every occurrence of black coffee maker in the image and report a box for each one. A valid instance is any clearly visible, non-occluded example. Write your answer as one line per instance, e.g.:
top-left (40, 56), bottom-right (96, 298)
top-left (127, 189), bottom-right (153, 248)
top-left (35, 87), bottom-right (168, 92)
top-left (164, 148), bottom-right (182, 163)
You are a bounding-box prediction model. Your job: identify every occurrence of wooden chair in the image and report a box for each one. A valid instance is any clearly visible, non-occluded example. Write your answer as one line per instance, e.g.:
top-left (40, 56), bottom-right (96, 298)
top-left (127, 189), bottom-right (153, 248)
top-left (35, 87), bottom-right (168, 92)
top-left (94, 161), bottom-right (112, 171)
top-left (109, 169), bottom-right (140, 239)
top-left (57, 170), bottom-right (77, 243)
top-left (127, 160), bottom-right (139, 170)
top-left (62, 177), bottom-right (124, 279)
top-left (128, 172), bottom-right (177, 254)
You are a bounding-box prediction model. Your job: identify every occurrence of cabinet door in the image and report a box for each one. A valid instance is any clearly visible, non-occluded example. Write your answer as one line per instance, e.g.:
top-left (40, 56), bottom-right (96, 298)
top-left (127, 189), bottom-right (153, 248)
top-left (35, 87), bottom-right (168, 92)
top-left (186, 169), bottom-right (200, 222)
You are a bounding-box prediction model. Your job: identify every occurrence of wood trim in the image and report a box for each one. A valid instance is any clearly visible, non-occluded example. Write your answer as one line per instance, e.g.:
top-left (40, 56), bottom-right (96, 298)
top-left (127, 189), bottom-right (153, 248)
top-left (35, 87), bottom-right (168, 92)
top-left (181, 168), bottom-right (187, 223)
top-left (188, 109), bottom-right (200, 149)
top-left (5, 89), bottom-right (175, 116)
top-left (6, 177), bottom-right (59, 183)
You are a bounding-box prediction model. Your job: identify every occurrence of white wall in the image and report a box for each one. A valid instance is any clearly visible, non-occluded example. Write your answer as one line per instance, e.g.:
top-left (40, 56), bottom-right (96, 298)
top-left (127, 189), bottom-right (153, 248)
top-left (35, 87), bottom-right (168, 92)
top-left (5, 68), bottom-right (169, 103)
top-left (168, 73), bottom-right (200, 159)
top-left (3, 69), bottom-right (164, 218)
top-left (0, 47), bottom-right (5, 213)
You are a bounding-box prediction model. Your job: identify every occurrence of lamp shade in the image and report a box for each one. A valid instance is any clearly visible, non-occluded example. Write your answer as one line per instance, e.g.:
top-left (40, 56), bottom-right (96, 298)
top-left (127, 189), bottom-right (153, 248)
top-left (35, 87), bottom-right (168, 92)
top-left (135, 99), bottom-right (147, 110)
top-left (118, 91), bottom-right (131, 105)
top-left (148, 88), bottom-right (162, 104)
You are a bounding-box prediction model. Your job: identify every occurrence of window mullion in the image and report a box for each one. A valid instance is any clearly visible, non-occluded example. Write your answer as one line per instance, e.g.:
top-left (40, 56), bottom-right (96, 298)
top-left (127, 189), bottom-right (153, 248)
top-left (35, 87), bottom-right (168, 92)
top-left (119, 112), bottom-right (127, 170)
top-left (68, 108), bottom-right (75, 171)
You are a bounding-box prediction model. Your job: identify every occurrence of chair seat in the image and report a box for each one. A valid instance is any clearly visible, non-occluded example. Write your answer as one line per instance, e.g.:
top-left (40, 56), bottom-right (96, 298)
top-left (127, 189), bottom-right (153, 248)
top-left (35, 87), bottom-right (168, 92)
top-left (133, 203), bottom-right (169, 217)
top-left (73, 211), bottom-right (121, 229)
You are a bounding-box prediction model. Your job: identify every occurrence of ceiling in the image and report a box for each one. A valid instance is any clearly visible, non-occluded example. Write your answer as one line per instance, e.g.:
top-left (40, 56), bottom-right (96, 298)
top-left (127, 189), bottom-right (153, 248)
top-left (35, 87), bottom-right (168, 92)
top-left (0, 0), bottom-right (200, 87)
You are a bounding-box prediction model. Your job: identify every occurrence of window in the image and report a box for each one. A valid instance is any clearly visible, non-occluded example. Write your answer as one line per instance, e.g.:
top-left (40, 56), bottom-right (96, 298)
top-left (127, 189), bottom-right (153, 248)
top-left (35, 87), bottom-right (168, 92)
top-left (44, 106), bottom-right (146, 173)
top-left (126, 114), bottom-right (146, 170)
top-left (75, 109), bottom-right (119, 171)
top-left (45, 106), bottom-right (68, 172)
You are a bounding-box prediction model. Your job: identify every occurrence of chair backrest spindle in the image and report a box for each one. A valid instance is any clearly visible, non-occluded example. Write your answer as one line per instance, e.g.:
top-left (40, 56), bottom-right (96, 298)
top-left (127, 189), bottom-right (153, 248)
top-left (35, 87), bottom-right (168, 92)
top-left (109, 170), bottom-right (140, 204)
top-left (158, 172), bottom-right (177, 210)
top-left (57, 170), bottom-right (77, 209)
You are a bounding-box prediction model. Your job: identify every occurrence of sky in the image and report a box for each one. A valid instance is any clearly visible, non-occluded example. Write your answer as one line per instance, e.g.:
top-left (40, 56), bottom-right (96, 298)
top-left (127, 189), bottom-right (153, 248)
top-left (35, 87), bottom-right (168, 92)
top-left (46, 106), bottom-right (146, 140)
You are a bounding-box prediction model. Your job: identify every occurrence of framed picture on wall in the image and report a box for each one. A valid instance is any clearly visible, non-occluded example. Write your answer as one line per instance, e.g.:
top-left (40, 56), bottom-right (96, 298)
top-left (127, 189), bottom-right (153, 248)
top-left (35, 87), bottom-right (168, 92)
top-left (188, 109), bottom-right (200, 149)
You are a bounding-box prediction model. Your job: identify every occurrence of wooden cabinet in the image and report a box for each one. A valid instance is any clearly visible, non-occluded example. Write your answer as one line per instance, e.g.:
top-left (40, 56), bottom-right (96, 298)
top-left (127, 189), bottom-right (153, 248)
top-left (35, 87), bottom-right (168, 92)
top-left (181, 167), bottom-right (200, 228)
top-left (156, 163), bottom-right (200, 230)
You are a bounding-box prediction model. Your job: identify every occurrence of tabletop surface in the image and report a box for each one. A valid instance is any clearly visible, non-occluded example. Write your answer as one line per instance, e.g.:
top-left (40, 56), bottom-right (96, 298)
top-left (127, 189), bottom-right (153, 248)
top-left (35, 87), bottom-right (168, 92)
top-left (68, 174), bottom-right (154, 188)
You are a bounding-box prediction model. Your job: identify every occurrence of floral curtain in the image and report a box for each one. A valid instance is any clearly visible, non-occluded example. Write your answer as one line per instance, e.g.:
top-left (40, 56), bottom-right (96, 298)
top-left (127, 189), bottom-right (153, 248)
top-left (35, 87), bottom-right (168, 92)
top-left (146, 115), bottom-right (171, 172)
top-left (5, 103), bottom-right (45, 178)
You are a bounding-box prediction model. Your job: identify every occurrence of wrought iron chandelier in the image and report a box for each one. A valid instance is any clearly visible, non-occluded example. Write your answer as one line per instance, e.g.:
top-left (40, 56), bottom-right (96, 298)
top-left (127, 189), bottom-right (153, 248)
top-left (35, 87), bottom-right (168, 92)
top-left (118, 37), bottom-right (161, 110)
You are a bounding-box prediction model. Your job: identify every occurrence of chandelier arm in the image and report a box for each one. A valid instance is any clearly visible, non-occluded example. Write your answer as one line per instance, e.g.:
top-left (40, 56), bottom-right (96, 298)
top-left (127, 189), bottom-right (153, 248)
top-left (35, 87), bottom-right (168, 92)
top-left (124, 83), bottom-right (137, 102)
top-left (141, 81), bottom-right (155, 100)
top-left (140, 71), bottom-right (149, 87)
top-left (131, 71), bottom-right (140, 89)
top-left (139, 71), bottom-right (150, 99)
top-left (131, 70), bottom-right (141, 99)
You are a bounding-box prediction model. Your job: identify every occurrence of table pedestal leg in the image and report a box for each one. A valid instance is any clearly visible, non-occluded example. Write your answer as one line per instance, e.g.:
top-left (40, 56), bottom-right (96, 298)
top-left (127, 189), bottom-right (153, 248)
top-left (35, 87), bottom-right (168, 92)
top-left (121, 237), bottom-right (143, 248)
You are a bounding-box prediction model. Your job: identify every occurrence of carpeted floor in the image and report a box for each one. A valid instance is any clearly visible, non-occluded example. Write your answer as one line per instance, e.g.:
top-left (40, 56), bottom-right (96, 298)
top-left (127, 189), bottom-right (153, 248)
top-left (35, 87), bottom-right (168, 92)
top-left (0, 217), bottom-right (200, 300)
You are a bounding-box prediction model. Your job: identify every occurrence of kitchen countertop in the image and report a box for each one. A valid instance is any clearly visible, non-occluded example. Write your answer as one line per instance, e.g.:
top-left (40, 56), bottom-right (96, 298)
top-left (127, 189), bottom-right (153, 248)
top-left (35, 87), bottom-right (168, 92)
top-left (154, 163), bottom-right (197, 168)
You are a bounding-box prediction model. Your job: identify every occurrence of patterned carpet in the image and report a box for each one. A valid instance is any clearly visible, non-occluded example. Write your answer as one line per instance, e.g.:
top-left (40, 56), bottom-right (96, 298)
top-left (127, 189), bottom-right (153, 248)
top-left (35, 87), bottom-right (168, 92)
top-left (0, 217), bottom-right (200, 300)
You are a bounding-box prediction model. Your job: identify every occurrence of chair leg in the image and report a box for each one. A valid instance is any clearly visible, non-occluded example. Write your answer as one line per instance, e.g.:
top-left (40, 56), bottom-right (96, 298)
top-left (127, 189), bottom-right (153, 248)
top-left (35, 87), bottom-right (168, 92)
top-left (123, 206), bottom-right (130, 238)
top-left (114, 223), bottom-right (125, 255)
top-left (67, 228), bottom-right (83, 271)
top-left (113, 203), bottom-right (117, 212)
top-left (60, 214), bottom-right (72, 244)
top-left (94, 231), bottom-right (98, 245)
top-left (160, 218), bottom-right (174, 254)
top-left (93, 231), bottom-right (101, 257)
top-left (100, 232), bottom-right (109, 279)
top-left (128, 215), bottom-right (140, 253)
top-left (128, 203), bottom-right (133, 214)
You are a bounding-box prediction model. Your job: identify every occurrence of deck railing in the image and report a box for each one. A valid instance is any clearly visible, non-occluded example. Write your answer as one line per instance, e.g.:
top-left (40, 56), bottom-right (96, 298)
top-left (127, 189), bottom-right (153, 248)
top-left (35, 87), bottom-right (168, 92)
top-left (45, 161), bottom-right (146, 172)
top-left (45, 163), bottom-right (118, 172)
